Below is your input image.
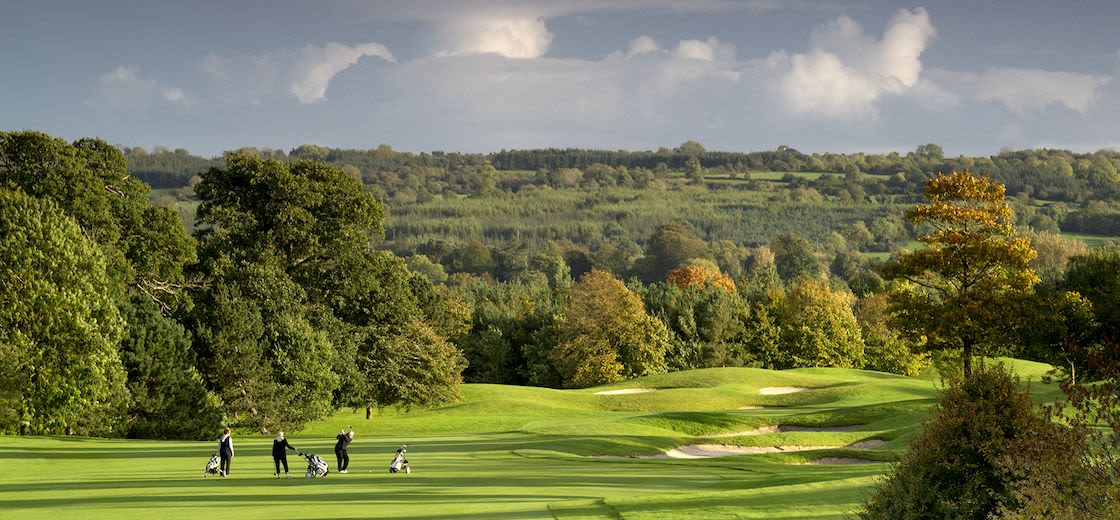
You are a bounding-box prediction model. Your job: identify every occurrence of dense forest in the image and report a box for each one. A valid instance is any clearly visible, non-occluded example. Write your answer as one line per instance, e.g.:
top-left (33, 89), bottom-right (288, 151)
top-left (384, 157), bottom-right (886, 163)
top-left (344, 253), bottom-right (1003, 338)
top-left (4, 131), bottom-right (1120, 447)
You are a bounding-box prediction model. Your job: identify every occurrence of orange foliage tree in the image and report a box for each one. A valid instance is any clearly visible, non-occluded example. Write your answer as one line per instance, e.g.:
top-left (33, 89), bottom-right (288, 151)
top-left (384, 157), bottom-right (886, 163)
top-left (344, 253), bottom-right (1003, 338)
top-left (665, 265), bottom-right (736, 293)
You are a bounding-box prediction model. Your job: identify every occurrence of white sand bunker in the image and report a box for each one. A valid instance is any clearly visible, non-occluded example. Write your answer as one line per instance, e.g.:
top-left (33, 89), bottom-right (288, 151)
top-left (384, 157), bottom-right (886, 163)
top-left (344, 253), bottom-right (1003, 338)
top-left (654, 439), bottom-right (882, 459)
top-left (707, 424), bottom-right (864, 438)
top-left (736, 405), bottom-right (766, 410)
top-left (809, 457), bottom-right (881, 465)
top-left (758, 387), bottom-right (810, 395)
top-left (594, 388), bottom-right (657, 395)
top-left (707, 425), bottom-right (779, 437)
top-left (666, 444), bottom-right (841, 458)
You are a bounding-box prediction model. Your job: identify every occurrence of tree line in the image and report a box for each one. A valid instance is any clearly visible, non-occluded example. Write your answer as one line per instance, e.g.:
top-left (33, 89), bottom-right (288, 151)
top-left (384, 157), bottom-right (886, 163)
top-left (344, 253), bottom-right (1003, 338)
top-left (126, 141), bottom-right (1120, 205)
top-left (6, 130), bottom-right (1119, 452)
top-left (2, 131), bottom-right (463, 439)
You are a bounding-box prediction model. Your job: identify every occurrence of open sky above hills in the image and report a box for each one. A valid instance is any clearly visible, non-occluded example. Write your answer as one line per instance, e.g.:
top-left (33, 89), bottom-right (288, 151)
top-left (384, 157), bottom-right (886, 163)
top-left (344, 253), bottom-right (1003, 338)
top-left (3, 0), bottom-right (1119, 156)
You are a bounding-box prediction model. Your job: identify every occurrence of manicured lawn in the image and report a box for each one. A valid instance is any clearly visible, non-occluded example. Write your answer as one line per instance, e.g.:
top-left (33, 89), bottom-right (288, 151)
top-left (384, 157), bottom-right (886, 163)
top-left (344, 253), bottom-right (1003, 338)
top-left (0, 362), bottom-right (1057, 519)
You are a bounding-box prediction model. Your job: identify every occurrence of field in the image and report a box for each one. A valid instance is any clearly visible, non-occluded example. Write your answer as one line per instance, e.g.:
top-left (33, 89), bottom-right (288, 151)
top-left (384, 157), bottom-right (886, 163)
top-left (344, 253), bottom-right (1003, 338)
top-left (0, 359), bottom-right (1059, 519)
top-left (1060, 232), bottom-right (1118, 249)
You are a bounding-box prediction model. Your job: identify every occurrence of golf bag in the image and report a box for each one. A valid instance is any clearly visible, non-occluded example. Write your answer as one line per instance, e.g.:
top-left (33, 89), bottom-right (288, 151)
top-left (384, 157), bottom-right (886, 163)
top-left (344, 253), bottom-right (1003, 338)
top-left (389, 445), bottom-right (410, 474)
top-left (300, 452), bottom-right (329, 478)
top-left (203, 452), bottom-right (221, 477)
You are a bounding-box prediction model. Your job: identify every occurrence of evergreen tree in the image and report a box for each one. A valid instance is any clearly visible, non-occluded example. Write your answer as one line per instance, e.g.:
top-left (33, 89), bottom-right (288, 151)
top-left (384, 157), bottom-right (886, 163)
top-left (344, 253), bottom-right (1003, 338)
top-left (117, 294), bottom-right (223, 439)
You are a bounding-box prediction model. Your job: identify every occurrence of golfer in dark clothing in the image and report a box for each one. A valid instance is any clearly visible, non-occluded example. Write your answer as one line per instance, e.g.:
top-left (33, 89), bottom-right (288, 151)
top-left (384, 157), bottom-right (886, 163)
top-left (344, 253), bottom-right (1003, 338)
top-left (272, 431), bottom-right (297, 479)
top-left (218, 427), bottom-right (234, 476)
top-left (335, 428), bottom-right (354, 473)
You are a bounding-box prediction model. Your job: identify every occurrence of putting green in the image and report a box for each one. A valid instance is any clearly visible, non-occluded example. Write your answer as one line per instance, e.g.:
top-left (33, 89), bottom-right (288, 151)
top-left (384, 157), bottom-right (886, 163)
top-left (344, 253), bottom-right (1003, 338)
top-left (0, 360), bottom-right (1057, 519)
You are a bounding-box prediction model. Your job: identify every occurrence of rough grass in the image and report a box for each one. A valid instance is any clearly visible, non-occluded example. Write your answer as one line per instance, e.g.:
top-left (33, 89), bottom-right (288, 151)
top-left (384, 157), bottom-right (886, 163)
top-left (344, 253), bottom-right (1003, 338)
top-left (0, 362), bottom-right (1058, 519)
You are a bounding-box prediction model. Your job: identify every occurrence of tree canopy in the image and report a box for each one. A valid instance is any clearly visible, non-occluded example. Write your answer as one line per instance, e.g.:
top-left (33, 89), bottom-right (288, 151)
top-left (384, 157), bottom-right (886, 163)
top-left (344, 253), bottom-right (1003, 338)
top-left (0, 188), bottom-right (128, 435)
top-left (552, 270), bottom-right (671, 387)
top-left (881, 172), bottom-right (1038, 377)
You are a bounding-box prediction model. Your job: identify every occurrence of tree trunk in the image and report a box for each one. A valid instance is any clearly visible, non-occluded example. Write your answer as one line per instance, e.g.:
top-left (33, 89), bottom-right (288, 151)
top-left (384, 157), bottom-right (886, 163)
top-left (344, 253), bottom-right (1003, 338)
top-left (963, 342), bottom-right (973, 379)
top-left (366, 405), bottom-right (372, 420)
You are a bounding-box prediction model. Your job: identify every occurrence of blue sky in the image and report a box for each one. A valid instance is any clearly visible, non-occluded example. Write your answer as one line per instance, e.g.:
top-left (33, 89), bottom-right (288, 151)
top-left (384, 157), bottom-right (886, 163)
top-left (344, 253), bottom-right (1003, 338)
top-left (2, 0), bottom-right (1118, 157)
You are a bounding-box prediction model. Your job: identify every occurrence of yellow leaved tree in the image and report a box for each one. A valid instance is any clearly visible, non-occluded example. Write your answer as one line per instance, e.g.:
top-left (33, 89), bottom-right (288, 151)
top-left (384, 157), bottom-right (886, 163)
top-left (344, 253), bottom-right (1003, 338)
top-left (552, 270), bottom-right (671, 388)
top-left (880, 172), bottom-right (1038, 378)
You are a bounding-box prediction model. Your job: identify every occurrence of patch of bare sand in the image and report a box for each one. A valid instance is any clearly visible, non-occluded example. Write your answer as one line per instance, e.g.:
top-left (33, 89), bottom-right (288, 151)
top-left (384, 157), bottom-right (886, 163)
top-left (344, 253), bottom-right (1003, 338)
top-left (758, 387), bottom-right (810, 395)
top-left (707, 425), bottom-right (779, 437)
top-left (664, 444), bottom-right (842, 458)
top-left (593, 388), bottom-right (657, 395)
top-left (707, 424), bottom-right (864, 438)
top-left (809, 457), bottom-right (881, 465)
top-left (603, 438), bottom-right (887, 459)
top-left (736, 405), bottom-right (766, 410)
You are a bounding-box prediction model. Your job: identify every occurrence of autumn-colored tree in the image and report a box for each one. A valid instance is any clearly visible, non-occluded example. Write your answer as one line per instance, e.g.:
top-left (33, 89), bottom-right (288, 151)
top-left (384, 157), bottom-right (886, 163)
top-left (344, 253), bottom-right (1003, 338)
top-left (552, 270), bottom-right (670, 387)
top-left (881, 172), bottom-right (1038, 378)
top-left (665, 264), bottom-right (735, 293)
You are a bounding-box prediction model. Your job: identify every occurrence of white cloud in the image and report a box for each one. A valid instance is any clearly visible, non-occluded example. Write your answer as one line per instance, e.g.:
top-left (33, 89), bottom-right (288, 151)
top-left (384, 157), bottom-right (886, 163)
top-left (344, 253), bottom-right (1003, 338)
top-left (969, 68), bottom-right (1110, 115)
top-left (161, 87), bottom-right (186, 103)
top-left (91, 65), bottom-right (191, 108)
top-left (780, 51), bottom-right (879, 117)
top-left (290, 42), bottom-right (396, 103)
top-left (674, 37), bottom-right (719, 62)
top-left (627, 36), bottom-right (663, 58)
top-left (778, 7), bottom-right (935, 118)
top-left (436, 17), bottom-right (554, 59)
top-left (873, 8), bottom-right (936, 92)
top-left (200, 42), bottom-right (395, 105)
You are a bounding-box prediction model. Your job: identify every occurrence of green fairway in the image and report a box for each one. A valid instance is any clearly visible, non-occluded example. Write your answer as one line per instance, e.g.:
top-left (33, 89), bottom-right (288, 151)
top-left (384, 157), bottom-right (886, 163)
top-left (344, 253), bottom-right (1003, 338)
top-left (0, 363), bottom-right (1057, 519)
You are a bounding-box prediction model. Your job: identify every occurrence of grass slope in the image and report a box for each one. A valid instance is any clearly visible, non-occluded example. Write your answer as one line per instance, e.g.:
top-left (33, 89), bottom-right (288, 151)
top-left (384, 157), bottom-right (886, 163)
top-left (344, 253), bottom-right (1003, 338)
top-left (0, 362), bottom-right (1057, 519)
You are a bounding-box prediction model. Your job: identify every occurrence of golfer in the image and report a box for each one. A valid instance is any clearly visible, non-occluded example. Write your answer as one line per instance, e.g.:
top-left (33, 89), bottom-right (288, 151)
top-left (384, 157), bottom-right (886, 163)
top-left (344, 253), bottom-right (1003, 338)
top-left (218, 427), bottom-right (234, 477)
top-left (272, 431), bottom-right (297, 479)
top-left (335, 427), bottom-right (354, 473)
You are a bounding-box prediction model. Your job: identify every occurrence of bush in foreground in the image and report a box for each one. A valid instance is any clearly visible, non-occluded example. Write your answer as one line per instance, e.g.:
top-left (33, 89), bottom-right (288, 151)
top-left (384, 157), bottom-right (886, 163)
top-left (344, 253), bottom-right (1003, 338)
top-left (860, 365), bottom-right (1078, 519)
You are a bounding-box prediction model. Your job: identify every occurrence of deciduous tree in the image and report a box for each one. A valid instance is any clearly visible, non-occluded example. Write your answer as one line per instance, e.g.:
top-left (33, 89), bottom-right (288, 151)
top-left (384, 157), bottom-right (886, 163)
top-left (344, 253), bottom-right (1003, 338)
top-left (0, 189), bottom-right (128, 435)
top-left (552, 270), bottom-right (670, 387)
top-left (881, 172), bottom-right (1038, 378)
top-left (769, 280), bottom-right (865, 369)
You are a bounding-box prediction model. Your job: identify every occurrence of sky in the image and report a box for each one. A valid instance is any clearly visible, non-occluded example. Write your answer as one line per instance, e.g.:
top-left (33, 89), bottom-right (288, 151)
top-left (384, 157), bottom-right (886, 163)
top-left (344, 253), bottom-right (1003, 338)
top-left (2, 0), bottom-right (1119, 157)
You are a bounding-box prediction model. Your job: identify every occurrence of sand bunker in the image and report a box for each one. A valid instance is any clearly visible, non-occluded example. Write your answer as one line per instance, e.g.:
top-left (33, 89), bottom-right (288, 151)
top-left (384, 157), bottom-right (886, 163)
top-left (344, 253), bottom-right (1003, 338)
top-left (758, 387), bottom-right (810, 395)
top-left (736, 405), bottom-right (766, 410)
top-left (657, 437), bottom-right (885, 458)
top-left (665, 444), bottom-right (841, 458)
top-left (594, 388), bottom-right (657, 395)
top-left (608, 438), bottom-right (885, 459)
top-left (706, 424), bottom-right (864, 438)
top-left (707, 425), bottom-right (779, 437)
top-left (846, 439), bottom-right (886, 449)
top-left (809, 457), bottom-right (881, 465)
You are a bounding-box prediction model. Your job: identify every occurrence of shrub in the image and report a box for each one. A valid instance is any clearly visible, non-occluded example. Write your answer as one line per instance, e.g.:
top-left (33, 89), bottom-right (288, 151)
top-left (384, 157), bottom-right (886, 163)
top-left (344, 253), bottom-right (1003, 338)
top-left (860, 365), bottom-right (1076, 519)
